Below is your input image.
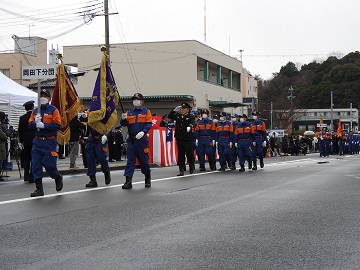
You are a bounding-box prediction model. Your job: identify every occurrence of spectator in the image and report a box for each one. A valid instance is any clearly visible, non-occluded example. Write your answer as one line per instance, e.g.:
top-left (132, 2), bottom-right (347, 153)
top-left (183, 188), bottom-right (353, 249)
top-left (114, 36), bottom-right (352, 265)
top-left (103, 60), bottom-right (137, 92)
top-left (69, 115), bottom-right (85, 170)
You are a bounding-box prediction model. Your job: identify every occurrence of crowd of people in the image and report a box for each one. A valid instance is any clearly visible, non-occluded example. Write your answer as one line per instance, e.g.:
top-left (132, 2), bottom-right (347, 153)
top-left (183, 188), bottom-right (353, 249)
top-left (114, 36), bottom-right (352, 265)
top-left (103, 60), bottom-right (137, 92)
top-left (4, 89), bottom-right (359, 197)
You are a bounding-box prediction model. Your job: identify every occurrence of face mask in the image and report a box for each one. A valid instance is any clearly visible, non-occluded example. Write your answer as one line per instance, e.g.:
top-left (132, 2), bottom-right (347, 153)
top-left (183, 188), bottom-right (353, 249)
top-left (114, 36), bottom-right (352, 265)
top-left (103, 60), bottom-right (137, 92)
top-left (240, 118), bottom-right (245, 123)
top-left (219, 116), bottom-right (225, 122)
top-left (40, 97), bottom-right (48, 105)
top-left (253, 116), bottom-right (258, 120)
top-left (213, 119), bottom-right (218, 124)
top-left (202, 114), bottom-right (208, 119)
top-left (231, 117), bottom-right (236, 123)
top-left (133, 100), bottom-right (141, 107)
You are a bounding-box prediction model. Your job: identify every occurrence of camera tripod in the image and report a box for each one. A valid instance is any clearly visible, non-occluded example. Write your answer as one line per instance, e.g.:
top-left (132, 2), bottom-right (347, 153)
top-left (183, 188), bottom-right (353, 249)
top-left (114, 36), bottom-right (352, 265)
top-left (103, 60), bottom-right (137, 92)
top-left (0, 138), bottom-right (22, 180)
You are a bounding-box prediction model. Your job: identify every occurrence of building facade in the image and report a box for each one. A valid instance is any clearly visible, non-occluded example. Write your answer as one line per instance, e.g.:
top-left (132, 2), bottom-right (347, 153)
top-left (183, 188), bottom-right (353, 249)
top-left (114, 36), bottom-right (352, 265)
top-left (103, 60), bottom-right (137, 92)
top-left (63, 40), bottom-right (257, 118)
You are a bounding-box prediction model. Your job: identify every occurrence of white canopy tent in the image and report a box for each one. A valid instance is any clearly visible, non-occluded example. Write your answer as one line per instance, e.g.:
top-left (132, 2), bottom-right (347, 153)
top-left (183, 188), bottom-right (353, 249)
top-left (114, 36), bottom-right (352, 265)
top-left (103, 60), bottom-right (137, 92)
top-left (0, 72), bottom-right (38, 128)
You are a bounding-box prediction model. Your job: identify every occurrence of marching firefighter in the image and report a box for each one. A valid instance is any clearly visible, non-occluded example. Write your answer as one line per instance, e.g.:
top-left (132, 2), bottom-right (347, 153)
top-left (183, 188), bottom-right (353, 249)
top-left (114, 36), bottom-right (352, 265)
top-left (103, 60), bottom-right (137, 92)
top-left (84, 125), bottom-right (111, 188)
top-left (28, 89), bottom-right (63, 197)
top-left (121, 93), bottom-right (153, 189)
top-left (233, 114), bottom-right (255, 172)
top-left (194, 109), bottom-right (216, 171)
top-left (168, 102), bottom-right (195, 176)
top-left (251, 111), bottom-right (267, 170)
top-left (229, 113), bottom-right (239, 170)
top-left (215, 112), bottom-right (233, 171)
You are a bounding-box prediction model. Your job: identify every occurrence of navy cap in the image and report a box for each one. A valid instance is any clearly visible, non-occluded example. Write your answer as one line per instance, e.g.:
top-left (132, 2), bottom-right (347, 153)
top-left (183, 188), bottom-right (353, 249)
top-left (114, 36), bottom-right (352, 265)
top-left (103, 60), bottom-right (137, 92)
top-left (23, 100), bottom-right (35, 107)
top-left (242, 114), bottom-right (248, 118)
top-left (201, 108), bottom-right (209, 115)
top-left (41, 89), bottom-right (51, 98)
top-left (252, 111), bottom-right (260, 116)
top-left (181, 102), bottom-right (191, 109)
top-left (132, 92), bottom-right (144, 100)
top-left (220, 112), bottom-right (227, 117)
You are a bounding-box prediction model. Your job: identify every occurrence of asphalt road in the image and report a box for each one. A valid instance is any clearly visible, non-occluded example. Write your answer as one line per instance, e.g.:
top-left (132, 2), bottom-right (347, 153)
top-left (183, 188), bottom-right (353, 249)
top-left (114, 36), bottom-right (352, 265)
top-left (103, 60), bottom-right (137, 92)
top-left (1, 153), bottom-right (360, 270)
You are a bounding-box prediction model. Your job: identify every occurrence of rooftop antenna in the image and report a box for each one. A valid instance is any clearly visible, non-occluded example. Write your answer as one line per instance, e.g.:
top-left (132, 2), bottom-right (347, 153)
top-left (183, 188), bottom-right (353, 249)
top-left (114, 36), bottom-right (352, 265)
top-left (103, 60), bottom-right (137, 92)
top-left (204, 0), bottom-right (206, 44)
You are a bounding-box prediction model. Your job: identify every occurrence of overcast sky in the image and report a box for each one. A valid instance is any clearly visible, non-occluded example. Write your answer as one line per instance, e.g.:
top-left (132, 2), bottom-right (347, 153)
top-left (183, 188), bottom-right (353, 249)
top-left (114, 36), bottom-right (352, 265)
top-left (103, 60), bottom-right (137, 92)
top-left (1, 0), bottom-right (359, 80)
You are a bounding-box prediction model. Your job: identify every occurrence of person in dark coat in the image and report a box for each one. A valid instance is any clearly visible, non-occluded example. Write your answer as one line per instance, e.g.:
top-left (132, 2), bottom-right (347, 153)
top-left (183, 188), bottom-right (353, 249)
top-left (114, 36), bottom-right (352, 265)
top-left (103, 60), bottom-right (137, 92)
top-left (18, 100), bottom-right (36, 183)
top-left (69, 115), bottom-right (85, 170)
top-left (79, 111), bottom-right (89, 168)
top-left (168, 102), bottom-right (195, 176)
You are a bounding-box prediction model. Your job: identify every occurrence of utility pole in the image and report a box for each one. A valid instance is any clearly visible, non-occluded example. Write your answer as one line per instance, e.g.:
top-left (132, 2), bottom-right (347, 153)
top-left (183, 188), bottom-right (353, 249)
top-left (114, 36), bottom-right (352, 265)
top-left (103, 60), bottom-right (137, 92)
top-left (238, 49), bottom-right (244, 62)
top-left (104, 0), bottom-right (110, 58)
top-left (271, 101), bottom-right (273, 130)
top-left (350, 102), bottom-right (353, 131)
top-left (330, 91), bottom-right (334, 131)
top-left (287, 85), bottom-right (296, 131)
top-left (204, 0), bottom-right (206, 44)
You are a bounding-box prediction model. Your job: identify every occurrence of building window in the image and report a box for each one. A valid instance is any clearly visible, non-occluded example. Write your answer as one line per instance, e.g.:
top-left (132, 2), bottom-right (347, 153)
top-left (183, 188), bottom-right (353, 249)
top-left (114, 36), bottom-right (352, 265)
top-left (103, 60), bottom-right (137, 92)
top-left (308, 125), bottom-right (315, 131)
top-left (299, 125), bottom-right (307, 130)
top-left (0, 69), bottom-right (10, 77)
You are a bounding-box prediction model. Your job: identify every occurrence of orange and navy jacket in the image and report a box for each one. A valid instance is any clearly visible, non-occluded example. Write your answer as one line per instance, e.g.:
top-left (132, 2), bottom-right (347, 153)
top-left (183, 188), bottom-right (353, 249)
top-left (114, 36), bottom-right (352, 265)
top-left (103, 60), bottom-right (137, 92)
top-left (28, 104), bottom-right (61, 137)
top-left (194, 118), bottom-right (216, 140)
top-left (215, 120), bottom-right (233, 142)
top-left (252, 119), bottom-right (267, 141)
top-left (340, 133), bottom-right (348, 142)
top-left (121, 107), bottom-right (152, 138)
top-left (233, 121), bottom-right (255, 142)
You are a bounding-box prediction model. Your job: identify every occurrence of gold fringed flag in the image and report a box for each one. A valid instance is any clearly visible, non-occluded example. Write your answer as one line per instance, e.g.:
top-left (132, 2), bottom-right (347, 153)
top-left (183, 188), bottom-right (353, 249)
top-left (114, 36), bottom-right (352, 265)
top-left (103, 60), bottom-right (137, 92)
top-left (337, 119), bottom-right (342, 136)
top-left (52, 55), bottom-right (83, 145)
top-left (88, 53), bottom-right (119, 135)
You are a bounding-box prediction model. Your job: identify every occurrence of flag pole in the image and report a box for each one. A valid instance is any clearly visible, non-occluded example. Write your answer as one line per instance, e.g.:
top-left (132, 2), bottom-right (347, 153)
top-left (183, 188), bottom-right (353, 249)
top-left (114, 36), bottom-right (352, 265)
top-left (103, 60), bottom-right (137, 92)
top-left (100, 45), bottom-right (125, 113)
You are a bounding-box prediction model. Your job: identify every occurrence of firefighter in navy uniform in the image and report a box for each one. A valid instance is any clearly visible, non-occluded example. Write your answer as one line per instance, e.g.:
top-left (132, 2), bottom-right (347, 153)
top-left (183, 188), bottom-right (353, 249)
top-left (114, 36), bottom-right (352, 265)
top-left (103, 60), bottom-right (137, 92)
top-left (121, 93), bottom-right (153, 189)
top-left (28, 89), bottom-right (63, 197)
top-left (84, 126), bottom-right (111, 188)
top-left (215, 112), bottom-right (233, 171)
top-left (168, 102), bottom-right (195, 176)
top-left (251, 111), bottom-right (267, 170)
top-left (18, 100), bottom-right (35, 183)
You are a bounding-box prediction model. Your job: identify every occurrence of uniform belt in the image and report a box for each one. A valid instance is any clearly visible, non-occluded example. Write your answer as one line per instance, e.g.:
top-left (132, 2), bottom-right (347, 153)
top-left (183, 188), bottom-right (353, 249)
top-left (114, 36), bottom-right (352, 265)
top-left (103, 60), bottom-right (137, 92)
top-left (200, 136), bottom-right (211, 138)
top-left (36, 136), bottom-right (56, 140)
top-left (255, 136), bottom-right (262, 138)
top-left (239, 138), bottom-right (250, 140)
top-left (218, 136), bottom-right (229, 138)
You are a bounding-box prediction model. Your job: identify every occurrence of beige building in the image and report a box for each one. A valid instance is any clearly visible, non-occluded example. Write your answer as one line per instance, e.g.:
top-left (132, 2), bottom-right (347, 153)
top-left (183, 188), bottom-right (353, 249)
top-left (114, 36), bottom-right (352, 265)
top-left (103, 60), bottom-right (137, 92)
top-left (63, 40), bottom-right (258, 118)
top-left (0, 36), bottom-right (48, 87)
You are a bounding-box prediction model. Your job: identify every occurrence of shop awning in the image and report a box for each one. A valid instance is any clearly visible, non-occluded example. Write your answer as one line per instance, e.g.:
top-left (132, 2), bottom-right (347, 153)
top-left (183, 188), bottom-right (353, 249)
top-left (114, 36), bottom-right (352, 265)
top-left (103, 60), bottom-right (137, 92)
top-left (209, 100), bottom-right (247, 108)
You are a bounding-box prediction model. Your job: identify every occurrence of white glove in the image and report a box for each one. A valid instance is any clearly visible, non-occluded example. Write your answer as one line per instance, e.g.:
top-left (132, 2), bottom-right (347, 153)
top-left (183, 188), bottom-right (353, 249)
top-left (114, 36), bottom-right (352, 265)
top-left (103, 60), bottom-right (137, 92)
top-left (18, 143), bottom-right (24, 150)
top-left (35, 114), bottom-right (42, 123)
top-left (186, 127), bottom-right (191, 132)
top-left (215, 142), bottom-right (218, 148)
top-left (262, 141), bottom-right (267, 147)
top-left (173, 106), bottom-right (181, 112)
top-left (136, 131), bottom-right (145, 139)
top-left (212, 140), bottom-right (215, 146)
top-left (101, 135), bottom-right (107, 144)
top-left (36, 122), bottom-right (44, 129)
top-left (195, 139), bottom-right (198, 146)
top-left (252, 142), bottom-right (256, 146)
top-left (229, 142), bottom-right (232, 148)
top-left (81, 112), bottom-right (88, 118)
top-left (235, 143), bottom-right (238, 148)
top-left (121, 113), bottom-right (127, 120)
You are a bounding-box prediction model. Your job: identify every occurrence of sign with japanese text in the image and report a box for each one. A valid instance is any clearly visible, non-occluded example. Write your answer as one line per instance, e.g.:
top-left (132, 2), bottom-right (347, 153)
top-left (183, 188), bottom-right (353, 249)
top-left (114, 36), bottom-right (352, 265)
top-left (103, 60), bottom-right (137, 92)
top-left (22, 65), bottom-right (57, 79)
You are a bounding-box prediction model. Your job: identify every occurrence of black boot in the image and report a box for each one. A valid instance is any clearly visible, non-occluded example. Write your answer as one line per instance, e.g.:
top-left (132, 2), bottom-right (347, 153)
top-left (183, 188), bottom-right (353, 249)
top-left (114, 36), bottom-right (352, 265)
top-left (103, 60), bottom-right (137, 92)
top-left (55, 174), bottom-right (63, 192)
top-left (248, 160), bottom-right (252, 170)
top-left (260, 159), bottom-right (264, 168)
top-left (210, 162), bottom-right (216, 171)
top-left (86, 175), bottom-right (98, 188)
top-left (30, 179), bottom-right (44, 197)
top-left (122, 176), bottom-right (133, 189)
top-left (239, 165), bottom-right (245, 172)
top-left (230, 162), bottom-right (236, 170)
top-left (252, 161), bottom-right (257, 170)
top-left (104, 171), bottom-right (111, 185)
top-left (189, 164), bottom-right (195, 174)
top-left (145, 173), bottom-right (151, 188)
top-left (199, 166), bottom-right (205, 171)
top-left (218, 165), bottom-right (226, 171)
